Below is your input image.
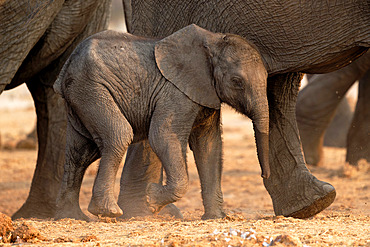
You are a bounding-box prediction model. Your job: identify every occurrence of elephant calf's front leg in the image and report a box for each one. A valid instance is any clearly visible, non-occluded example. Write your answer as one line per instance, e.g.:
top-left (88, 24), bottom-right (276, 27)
top-left (189, 109), bottom-right (225, 219)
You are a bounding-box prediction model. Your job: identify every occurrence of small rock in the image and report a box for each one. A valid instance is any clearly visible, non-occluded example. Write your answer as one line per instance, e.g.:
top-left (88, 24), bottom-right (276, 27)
top-left (81, 234), bottom-right (99, 242)
top-left (271, 234), bottom-right (303, 246)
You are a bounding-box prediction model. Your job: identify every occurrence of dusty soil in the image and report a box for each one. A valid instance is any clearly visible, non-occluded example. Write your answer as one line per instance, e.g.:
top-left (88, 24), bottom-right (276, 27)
top-left (0, 85), bottom-right (369, 246)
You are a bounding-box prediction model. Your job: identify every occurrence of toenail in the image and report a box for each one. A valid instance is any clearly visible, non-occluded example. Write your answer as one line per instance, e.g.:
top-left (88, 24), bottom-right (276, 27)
top-left (322, 184), bottom-right (334, 193)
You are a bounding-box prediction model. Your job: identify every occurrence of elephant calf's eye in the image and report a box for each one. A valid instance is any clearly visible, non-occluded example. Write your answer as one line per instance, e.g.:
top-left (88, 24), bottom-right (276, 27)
top-left (231, 77), bottom-right (244, 89)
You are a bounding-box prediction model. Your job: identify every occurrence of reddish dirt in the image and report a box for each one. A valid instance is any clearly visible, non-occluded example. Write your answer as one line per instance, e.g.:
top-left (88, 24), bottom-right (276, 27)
top-left (0, 86), bottom-right (369, 246)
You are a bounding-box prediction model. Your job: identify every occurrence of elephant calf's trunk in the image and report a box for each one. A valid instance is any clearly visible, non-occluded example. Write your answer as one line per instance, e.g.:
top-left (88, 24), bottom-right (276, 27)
top-left (253, 124), bottom-right (270, 179)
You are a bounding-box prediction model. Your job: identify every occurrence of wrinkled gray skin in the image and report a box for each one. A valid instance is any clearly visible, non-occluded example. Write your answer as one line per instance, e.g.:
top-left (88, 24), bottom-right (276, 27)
top-left (118, 0), bottom-right (370, 219)
top-left (0, 0), bottom-right (112, 219)
top-left (323, 99), bottom-right (353, 148)
top-left (297, 51), bottom-right (370, 166)
top-left (54, 25), bottom-right (269, 220)
top-left (302, 75), bottom-right (354, 149)
top-left (2, 0), bottom-right (368, 221)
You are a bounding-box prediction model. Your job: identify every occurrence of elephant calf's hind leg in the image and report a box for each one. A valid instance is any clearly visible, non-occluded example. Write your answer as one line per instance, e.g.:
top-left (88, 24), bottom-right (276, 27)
top-left (56, 122), bottom-right (99, 221)
top-left (146, 117), bottom-right (193, 213)
top-left (118, 142), bottom-right (183, 219)
top-left (87, 117), bottom-right (133, 218)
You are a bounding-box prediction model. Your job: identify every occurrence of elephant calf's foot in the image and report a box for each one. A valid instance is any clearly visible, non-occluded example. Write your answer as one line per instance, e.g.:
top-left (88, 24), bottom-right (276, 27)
top-left (121, 203), bottom-right (183, 219)
top-left (146, 183), bottom-right (185, 214)
top-left (266, 169), bottom-right (336, 218)
top-left (119, 193), bottom-right (183, 219)
top-left (201, 210), bottom-right (226, 220)
top-left (88, 195), bottom-right (123, 218)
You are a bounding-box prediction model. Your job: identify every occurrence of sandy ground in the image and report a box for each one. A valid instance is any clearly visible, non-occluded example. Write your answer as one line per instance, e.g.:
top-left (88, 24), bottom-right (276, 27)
top-left (0, 85), bottom-right (369, 246)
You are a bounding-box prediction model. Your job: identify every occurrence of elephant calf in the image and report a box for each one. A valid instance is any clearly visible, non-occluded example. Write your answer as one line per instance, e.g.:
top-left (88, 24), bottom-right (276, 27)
top-left (54, 24), bottom-right (270, 220)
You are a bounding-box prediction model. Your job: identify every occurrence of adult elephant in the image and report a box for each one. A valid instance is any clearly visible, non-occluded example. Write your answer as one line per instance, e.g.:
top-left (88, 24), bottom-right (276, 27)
top-left (0, 0), bottom-right (112, 219)
top-left (117, 0), bottom-right (370, 219)
top-left (297, 51), bottom-right (370, 166)
top-left (322, 98), bottom-right (353, 148)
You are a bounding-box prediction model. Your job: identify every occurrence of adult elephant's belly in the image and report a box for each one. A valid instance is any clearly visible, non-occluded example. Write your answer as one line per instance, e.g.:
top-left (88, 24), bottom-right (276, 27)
top-left (6, 0), bottom-right (103, 90)
top-left (0, 0), bottom-right (64, 92)
top-left (301, 47), bottom-right (369, 75)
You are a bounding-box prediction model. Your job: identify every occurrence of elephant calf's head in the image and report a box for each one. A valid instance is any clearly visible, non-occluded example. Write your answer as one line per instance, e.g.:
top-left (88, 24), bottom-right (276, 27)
top-left (155, 24), bottom-right (270, 178)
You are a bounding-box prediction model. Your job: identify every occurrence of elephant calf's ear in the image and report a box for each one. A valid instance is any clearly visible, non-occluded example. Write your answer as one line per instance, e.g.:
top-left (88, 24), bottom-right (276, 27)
top-left (155, 24), bottom-right (221, 109)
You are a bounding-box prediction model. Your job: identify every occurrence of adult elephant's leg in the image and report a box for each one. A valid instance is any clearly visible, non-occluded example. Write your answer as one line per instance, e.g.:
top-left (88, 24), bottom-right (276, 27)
top-left (264, 73), bottom-right (336, 218)
top-left (323, 99), bottom-right (353, 148)
top-left (12, 77), bottom-right (67, 219)
top-left (118, 141), bottom-right (182, 219)
top-left (297, 52), bottom-right (370, 166)
top-left (11, 1), bottom-right (112, 219)
top-left (346, 70), bottom-right (370, 165)
top-left (296, 72), bottom-right (356, 166)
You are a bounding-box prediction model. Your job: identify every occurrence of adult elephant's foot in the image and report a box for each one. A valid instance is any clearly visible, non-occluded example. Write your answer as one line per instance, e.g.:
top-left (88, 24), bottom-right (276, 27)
top-left (12, 200), bottom-right (56, 220)
top-left (55, 210), bottom-right (90, 222)
top-left (55, 204), bottom-right (90, 221)
top-left (55, 191), bottom-right (90, 221)
top-left (346, 71), bottom-right (370, 166)
top-left (264, 168), bottom-right (336, 218)
top-left (12, 82), bottom-right (67, 220)
top-left (88, 195), bottom-right (123, 218)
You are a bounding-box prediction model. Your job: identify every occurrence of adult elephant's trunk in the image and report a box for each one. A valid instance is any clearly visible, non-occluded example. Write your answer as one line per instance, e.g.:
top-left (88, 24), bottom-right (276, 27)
top-left (252, 100), bottom-right (270, 179)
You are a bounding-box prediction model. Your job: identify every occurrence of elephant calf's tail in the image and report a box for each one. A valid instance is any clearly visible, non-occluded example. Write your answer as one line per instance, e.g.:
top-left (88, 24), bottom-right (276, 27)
top-left (53, 56), bottom-right (73, 97)
top-left (53, 75), bottom-right (63, 97)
